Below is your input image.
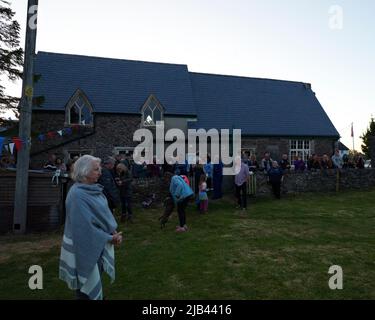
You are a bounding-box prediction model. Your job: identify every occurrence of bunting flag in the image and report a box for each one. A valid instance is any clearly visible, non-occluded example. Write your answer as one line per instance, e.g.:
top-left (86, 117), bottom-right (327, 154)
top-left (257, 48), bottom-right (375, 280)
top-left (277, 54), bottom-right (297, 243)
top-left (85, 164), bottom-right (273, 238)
top-left (4, 144), bottom-right (9, 153)
top-left (33, 125), bottom-right (80, 145)
top-left (0, 137), bottom-right (4, 156)
top-left (64, 128), bottom-right (72, 135)
top-left (47, 131), bottom-right (56, 139)
top-left (12, 137), bottom-right (23, 152)
top-left (9, 143), bottom-right (15, 155)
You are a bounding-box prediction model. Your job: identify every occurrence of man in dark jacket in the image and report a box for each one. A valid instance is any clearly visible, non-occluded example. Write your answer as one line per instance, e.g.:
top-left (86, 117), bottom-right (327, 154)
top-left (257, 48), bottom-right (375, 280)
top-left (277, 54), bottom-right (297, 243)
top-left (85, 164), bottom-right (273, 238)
top-left (115, 163), bottom-right (134, 222)
top-left (98, 157), bottom-right (121, 212)
top-left (261, 152), bottom-right (273, 173)
top-left (268, 161), bottom-right (284, 199)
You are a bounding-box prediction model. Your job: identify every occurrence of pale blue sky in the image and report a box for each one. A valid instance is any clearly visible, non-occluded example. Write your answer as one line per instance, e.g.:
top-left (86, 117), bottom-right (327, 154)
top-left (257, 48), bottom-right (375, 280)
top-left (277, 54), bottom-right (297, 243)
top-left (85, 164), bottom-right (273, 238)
top-left (4, 0), bottom-right (375, 150)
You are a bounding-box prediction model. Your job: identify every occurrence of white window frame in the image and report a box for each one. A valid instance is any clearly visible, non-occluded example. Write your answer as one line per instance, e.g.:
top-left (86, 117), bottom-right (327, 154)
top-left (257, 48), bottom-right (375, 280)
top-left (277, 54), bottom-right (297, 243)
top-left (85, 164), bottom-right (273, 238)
top-left (141, 94), bottom-right (164, 127)
top-left (289, 139), bottom-right (311, 162)
top-left (65, 89), bottom-right (94, 127)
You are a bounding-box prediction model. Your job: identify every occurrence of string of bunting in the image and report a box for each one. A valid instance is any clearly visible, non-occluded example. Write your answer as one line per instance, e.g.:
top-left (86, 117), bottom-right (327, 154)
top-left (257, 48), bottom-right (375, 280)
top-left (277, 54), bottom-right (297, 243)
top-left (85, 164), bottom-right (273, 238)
top-left (0, 136), bottom-right (26, 156)
top-left (37, 124), bottom-right (80, 142)
top-left (0, 124), bottom-right (81, 157)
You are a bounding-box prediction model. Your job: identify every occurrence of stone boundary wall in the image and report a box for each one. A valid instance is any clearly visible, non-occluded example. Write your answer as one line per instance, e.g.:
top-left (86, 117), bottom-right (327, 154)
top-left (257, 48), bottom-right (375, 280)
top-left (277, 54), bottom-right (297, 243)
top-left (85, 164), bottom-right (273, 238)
top-left (131, 168), bottom-right (375, 203)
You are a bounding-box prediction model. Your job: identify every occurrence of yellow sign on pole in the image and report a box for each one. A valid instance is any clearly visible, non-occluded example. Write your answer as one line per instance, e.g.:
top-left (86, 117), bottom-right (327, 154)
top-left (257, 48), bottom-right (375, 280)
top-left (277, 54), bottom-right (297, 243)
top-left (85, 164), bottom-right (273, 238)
top-left (25, 86), bottom-right (33, 98)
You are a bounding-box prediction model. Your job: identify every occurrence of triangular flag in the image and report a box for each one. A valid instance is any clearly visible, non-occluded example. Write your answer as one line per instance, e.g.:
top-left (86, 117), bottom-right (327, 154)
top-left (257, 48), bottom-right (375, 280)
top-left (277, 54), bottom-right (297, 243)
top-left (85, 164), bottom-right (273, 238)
top-left (4, 144), bottom-right (9, 153)
top-left (57, 130), bottom-right (63, 136)
top-left (9, 143), bottom-right (15, 155)
top-left (0, 137), bottom-right (4, 156)
top-left (12, 137), bottom-right (23, 152)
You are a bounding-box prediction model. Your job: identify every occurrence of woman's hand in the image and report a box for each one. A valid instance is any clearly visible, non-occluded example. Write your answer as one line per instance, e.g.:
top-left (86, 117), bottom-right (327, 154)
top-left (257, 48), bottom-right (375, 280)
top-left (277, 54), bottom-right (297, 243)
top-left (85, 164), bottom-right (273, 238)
top-left (111, 231), bottom-right (123, 245)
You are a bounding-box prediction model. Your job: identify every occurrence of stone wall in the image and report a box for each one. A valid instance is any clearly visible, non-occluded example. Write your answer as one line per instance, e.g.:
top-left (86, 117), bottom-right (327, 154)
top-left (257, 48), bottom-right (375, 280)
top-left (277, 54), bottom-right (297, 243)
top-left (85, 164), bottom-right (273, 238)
top-left (241, 136), bottom-right (336, 159)
top-left (250, 168), bottom-right (375, 196)
top-left (31, 111), bottom-right (339, 169)
top-left (122, 168), bottom-right (375, 206)
top-left (30, 111), bottom-right (141, 168)
top-left (313, 138), bottom-right (336, 157)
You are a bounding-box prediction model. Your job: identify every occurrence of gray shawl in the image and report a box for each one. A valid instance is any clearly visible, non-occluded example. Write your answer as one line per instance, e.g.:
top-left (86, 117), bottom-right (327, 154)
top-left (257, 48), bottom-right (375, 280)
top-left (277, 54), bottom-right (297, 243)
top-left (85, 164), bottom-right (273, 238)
top-left (59, 183), bottom-right (118, 300)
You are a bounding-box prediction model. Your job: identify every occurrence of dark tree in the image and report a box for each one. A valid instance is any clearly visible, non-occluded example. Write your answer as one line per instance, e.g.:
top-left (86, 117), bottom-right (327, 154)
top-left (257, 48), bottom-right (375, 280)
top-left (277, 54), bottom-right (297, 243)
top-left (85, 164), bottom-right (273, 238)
top-left (0, 0), bottom-right (23, 115)
top-left (360, 117), bottom-right (375, 158)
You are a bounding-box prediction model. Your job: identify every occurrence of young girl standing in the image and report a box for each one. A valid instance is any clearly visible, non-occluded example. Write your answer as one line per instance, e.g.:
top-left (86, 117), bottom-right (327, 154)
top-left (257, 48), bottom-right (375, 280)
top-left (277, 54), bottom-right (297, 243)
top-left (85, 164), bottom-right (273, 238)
top-left (199, 174), bottom-right (208, 214)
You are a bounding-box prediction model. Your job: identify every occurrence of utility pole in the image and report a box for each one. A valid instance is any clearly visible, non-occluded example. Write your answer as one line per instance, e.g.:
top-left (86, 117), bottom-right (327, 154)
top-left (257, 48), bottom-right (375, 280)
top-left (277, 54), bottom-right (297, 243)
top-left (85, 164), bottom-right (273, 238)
top-left (13, 0), bottom-right (39, 234)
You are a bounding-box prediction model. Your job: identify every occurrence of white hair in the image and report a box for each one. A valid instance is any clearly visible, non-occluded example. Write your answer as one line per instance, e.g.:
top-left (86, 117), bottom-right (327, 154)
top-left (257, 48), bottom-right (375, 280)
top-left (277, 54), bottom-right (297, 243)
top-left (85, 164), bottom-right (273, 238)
top-left (71, 155), bottom-right (101, 182)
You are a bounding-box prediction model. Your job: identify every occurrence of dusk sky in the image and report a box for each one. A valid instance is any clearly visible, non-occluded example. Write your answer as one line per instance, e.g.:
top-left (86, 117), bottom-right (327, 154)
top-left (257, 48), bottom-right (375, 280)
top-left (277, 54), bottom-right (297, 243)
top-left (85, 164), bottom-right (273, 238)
top-left (4, 0), bottom-right (375, 151)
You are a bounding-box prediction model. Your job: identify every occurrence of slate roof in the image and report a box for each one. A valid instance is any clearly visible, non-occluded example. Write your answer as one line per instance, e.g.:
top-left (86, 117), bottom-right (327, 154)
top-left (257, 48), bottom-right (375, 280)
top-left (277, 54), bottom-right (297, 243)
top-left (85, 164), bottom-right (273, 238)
top-left (33, 51), bottom-right (339, 138)
top-left (189, 72), bottom-right (339, 137)
top-left (33, 51), bottom-right (196, 116)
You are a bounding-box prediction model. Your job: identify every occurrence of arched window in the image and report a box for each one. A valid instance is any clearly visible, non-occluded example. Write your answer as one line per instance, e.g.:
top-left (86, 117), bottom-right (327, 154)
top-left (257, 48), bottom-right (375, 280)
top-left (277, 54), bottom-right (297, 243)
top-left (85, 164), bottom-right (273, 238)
top-left (141, 94), bottom-right (164, 126)
top-left (65, 89), bottom-right (94, 126)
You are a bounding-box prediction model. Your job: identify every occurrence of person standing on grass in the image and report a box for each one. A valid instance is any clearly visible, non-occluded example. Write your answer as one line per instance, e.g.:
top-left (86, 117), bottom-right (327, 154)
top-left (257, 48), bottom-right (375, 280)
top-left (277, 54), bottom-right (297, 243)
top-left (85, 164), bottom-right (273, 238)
top-left (198, 174), bottom-right (209, 214)
top-left (193, 160), bottom-right (205, 195)
top-left (166, 172), bottom-right (194, 232)
top-left (98, 157), bottom-right (121, 213)
top-left (268, 161), bottom-right (284, 199)
top-left (59, 155), bottom-right (123, 300)
top-left (212, 155), bottom-right (224, 200)
top-left (115, 163), bottom-right (134, 223)
top-left (203, 156), bottom-right (213, 191)
top-left (234, 157), bottom-right (250, 210)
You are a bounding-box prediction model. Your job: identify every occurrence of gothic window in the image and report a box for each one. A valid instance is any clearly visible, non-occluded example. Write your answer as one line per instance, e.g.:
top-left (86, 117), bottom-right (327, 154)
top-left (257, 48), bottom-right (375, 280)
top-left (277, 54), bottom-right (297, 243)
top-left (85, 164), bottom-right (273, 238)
top-left (65, 90), bottom-right (94, 126)
top-left (141, 95), bottom-right (164, 126)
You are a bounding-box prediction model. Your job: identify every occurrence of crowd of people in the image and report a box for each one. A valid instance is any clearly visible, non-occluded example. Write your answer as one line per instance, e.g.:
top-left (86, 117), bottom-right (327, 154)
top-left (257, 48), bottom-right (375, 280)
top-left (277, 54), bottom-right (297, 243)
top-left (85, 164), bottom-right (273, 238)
top-left (237, 149), bottom-right (368, 200)
top-left (42, 149), bottom-right (369, 212)
top-left (241, 150), bottom-right (367, 173)
top-left (56, 149), bottom-right (370, 300)
top-left (59, 153), bottom-right (213, 299)
top-left (43, 152), bottom-right (224, 227)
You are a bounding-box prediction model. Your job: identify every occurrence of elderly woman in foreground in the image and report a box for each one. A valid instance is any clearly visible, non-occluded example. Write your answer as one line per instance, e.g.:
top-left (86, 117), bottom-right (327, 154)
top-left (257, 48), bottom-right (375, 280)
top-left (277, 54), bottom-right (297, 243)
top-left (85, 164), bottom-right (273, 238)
top-left (59, 155), bottom-right (123, 300)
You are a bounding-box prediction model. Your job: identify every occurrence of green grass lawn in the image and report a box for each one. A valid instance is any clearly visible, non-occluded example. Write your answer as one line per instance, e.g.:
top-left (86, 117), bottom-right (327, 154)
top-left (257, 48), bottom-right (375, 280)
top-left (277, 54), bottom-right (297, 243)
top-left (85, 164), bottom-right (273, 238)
top-left (1, 189), bottom-right (375, 300)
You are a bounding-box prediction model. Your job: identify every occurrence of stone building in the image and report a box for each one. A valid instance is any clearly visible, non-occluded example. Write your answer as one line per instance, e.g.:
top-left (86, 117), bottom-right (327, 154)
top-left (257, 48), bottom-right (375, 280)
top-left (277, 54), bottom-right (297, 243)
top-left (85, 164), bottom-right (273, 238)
top-left (30, 51), bottom-right (339, 167)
